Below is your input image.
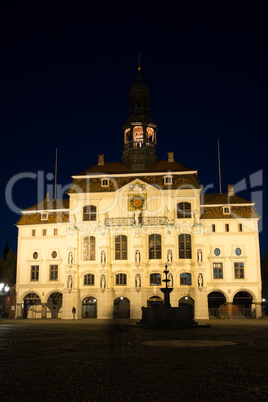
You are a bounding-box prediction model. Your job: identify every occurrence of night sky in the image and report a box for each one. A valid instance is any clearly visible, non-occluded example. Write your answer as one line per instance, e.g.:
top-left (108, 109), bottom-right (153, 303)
top-left (0, 1), bottom-right (267, 257)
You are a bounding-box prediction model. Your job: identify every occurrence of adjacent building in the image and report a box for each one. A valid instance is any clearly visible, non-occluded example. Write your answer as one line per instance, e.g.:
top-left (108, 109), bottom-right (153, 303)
top-left (16, 65), bottom-right (262, 319)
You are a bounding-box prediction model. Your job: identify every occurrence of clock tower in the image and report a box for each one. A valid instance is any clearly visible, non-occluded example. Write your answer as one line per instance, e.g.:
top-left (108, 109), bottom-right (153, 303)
top-left (121, 60), bottom-right (158, 171)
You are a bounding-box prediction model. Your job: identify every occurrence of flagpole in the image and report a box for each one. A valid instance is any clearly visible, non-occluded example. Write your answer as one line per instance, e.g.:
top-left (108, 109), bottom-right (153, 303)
top-left (218, 139), bottom-right (222, 194)
top-left (54, 148), bottom-right (58, 200)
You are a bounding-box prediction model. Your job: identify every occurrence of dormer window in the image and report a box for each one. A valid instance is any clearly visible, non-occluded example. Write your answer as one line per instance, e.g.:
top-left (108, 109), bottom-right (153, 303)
top-left (41, 212), bottom-right (48, 221)
top-left (223, 206), bottom-right (230, 215)
top-left (164, 176), bottom-right (172, 185)
top-left (101, 178), bottom-right (110, 187)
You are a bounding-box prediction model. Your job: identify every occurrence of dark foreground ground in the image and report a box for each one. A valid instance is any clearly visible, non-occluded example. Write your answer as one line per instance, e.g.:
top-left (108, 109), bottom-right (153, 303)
top-left (0, 318), bottom-right (268, 401)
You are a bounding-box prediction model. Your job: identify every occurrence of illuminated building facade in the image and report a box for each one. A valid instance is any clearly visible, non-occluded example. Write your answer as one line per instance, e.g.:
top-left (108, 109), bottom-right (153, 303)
top-left (16, 65), bottom-right (262, 319)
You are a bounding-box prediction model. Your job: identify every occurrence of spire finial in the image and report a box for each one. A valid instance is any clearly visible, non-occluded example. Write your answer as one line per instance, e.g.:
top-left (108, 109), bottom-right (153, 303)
top-left (137, 51), bottom-right (142, 81)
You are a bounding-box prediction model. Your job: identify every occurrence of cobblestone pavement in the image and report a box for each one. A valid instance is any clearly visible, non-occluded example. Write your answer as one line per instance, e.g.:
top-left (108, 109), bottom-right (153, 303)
top-left (0, 318), bottom-right (268, 401)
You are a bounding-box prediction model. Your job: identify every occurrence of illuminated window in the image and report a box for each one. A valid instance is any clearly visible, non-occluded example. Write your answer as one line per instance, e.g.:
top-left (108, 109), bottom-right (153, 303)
top-left (115, 235), bottom-right (127, 260)
top-left (149, 234), bottom-right (161, 259)
top-left (41, 212), bottom-right (48, 221)
top-left (213, 263), bottom-right (223, 279)
top-left (49, 265), bottom-right (58, 281)
top-left (177, 202), bottom-right (191, 219)
top-left (164, 176), bottom-right (172, 185)
top-left (179, 234), bottom-right (192, 259)
top-left (83, 236), bottom-right (96, 261)
top-left (180, 273), bottom-right (191, 286)
top-left (150, 273), bottom-right (161, 286)
top-left (234, 262), bottom-right (244, 279)
top-left (115, 273), bottom-right (127, 285)
top-left (83, 205), bottom-right (97, 221)
top-left (84, 274), bottom-right (95, 286)
top-left (101, 178), bottom-right (110, 187)
top-left (223, 206), bottom-right (230, 214)
top-left (31, 265), bottom-right (39, 281)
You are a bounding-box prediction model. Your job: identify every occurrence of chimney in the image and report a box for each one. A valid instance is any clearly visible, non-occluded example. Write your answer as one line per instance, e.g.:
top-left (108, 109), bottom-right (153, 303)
top-left (167, 152), bottom-right (174, 163)
top-left (98, 154), bottom-right (105, 166)
top-left (227, 184), bottom-right (235, 197)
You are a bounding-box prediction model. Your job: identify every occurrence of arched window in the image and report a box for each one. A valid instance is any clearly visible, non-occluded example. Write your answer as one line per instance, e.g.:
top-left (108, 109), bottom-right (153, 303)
top-left (180, 273), bottom-right (191, 286)
top-left (83, 205), bottom-right (97, 221)
top-left (149, 234), bottom-right (162, 259)
top-left (115, 273), bottom-right (127, 286)
top-left (83, 236), bottom-right (96, 261)
top-left (150, 273), bottom-right (161, 286)
top-left (115, 235), bottom-right (127, 260)
top-left (177, 202), bottom-right (191, 219)
top-left (178, 234), bottom-right (192, 259)
top-left (84, 274), bottom-right (95, 286)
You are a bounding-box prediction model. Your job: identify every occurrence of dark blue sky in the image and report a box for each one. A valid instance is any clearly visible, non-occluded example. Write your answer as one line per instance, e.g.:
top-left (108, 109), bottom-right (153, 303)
top-left (0, 1), bottom-right (267, 256)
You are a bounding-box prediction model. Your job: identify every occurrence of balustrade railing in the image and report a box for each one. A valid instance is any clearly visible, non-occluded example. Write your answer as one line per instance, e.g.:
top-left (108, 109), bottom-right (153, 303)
top-left (104, 216), bottom-right (169, 227)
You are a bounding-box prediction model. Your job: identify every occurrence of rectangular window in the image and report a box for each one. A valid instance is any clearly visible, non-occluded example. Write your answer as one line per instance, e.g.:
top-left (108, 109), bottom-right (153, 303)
top-left (54, 228), bottom-right (58, 236)
top-left (179, 234), bottom-right (192, 259)
top-left (213, 263), bottom-right (223, 279)
top-left (43, 229), bottom-right (47, 236)
top-left (83, 205), bottom-right (97, 221)
top-left (32, 229), bottom-right (36, 237)
top-left (116, 273), bottom-right (127, 285)
top-left (31, 265), bottom-right (39, 281)
top-left (225, 224), bottom-right (229, 232)
top-left (49, 265), bottom-right (58, 281)
top-left (84, 274), bottom-right (94, 286)
top-left (239, 224), bottom-right (243, 232)
top-left (234, 262), bottom-right (244, 279)
top-left (115, 235), bottom-right (127, 260)
top-left (212, 224), bottom-right (216, 233)
top-left (149, 234), bottom-right (161, 259)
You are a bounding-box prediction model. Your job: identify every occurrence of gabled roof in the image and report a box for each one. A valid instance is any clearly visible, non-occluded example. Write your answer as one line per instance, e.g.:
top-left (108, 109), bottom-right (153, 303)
top-left (22, 198), bottom-right (69, 212)
top-left (201, 193), bottom-right (252, 205)
top-left (74, 159), bottom-right (195, 176)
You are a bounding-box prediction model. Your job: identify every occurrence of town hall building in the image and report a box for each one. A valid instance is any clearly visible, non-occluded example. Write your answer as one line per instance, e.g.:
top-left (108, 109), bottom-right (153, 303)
top-left (15, 64), bottom-right (262, 320)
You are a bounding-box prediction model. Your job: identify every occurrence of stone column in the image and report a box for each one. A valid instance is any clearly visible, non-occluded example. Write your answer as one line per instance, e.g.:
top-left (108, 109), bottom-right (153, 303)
top-left (227, 302), bottom-right (233, 319)
top-left (41, 303), bottom-right (47, 319)
top-left (16, 303), bottom-right (22, 319)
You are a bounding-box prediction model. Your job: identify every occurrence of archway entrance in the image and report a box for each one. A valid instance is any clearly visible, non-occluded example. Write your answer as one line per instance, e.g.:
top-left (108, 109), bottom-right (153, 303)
top-left (47, 292), bottom-right (63, 318)
top-left (113, 297), bottom-right (130, 318)
top-left (147, 296), bottom-right (164, 307)
top-left (233, 291), bottom-right (253, 318)
top-left (179, 296), bottom-right (194, 319)
top-left (22, 293), bottom-right (41, 318)
top-left (82, 297), bottom-right (97, 318)
top-left (207, 291), bottom-right (226, 318)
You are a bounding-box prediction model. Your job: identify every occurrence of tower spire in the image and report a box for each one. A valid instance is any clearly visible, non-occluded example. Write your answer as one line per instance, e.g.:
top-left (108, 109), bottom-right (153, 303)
top-left (122, 57), bottom-right (158, 171)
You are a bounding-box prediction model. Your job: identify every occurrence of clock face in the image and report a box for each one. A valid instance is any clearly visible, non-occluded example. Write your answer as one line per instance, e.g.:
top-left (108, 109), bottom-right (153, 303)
top-left (129, 194), bottom-right (146, 210)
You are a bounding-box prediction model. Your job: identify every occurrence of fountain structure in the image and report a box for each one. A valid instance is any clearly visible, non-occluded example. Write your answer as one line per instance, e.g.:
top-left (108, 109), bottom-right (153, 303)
top-left (137, 263), bottom-right (197, 328)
